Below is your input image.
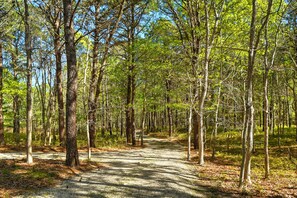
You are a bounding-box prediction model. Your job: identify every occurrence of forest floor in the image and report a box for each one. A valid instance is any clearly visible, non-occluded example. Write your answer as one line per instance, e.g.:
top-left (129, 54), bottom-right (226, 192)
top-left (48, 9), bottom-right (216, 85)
top-left (0, 136), bottom-right (238, 198)
top-left (151, 130), bottom-right (297, 198)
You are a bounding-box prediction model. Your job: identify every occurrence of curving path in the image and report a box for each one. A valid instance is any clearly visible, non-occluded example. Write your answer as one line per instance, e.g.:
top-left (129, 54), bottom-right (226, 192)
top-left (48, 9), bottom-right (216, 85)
top-left (7, 136), bottom-right (229, 198)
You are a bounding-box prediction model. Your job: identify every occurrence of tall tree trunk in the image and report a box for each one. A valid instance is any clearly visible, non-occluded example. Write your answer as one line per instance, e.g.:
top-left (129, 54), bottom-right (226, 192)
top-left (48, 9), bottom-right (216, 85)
top-left (126, 2), bottom-right (136, 146)
top-left (12, 49), bottom-right (20, 143)
top-left (45, 66), bottom-right (55, 146)
top-left (263, 3), bottom-right (275, 177)
top-left (63, 0), bottom-right (79, 167)
top-left (212, 85), bottom-right (221, 158)
top-left (24, 0), bottom-right (33, 164)
top-left (239, 0), bottom-right (272, 187)
top-left (294, 82), bottom-right (297, 142)
top-left (193, 110), bottom-right (199, 150)
top-left (88, 3), bottom-right (100, 148)
top-left (121, 101), bottom-right (124, 137)
top-left (166, 79), bottom-right (173, 137)
top-left (54, 16), bottom-right (65, 146)
top-left (131, 74), bottom-right (136, 145)
top-left (126, 74), bottom-right (132, 143)
top-left (141, 96), bottom-right (146, 146)
top-left (239, 0), bottom-right (257, 187)
top-left (0, 43), bottom-right (4, 145)
top-left (198, 0), bottom-right (220, 165)
top-left (187, 104), bottom-right (193, 161)
top-left (263, 69), bottom-right (270, 178)
top-left (270, 73), bottom-right (275, 135)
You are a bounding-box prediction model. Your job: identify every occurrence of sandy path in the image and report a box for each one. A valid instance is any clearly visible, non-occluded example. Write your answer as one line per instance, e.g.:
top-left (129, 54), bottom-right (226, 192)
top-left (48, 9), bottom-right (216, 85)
top-left (4, 136), bottom-right (227, 198)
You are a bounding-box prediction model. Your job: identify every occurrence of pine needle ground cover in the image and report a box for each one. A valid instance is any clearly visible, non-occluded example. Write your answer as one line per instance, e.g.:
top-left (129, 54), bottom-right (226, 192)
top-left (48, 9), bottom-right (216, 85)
top-left (0, 158), bottom-right (104, 197)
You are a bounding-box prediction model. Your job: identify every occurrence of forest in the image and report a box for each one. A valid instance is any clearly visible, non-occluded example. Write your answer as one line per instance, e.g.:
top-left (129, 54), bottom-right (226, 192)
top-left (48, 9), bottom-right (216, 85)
top-left (0, 0), bottom-right (297, 197)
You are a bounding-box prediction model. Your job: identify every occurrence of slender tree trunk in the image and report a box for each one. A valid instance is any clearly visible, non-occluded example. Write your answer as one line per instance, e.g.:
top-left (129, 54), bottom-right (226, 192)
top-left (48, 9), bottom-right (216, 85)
top-left (278, 94), bottom-right (282, 148)
top-left (263, 69), bottom-right (270, 178)
top-left (63, 0), bottom-right (79, 167)
top-left (212, 86), bottom-right (221, 158)
top-left (126, 74), bottom-right (132, 143)
top-left (240, 0), bottom-right (257, 187)
top-left (294, 87), bottom-right (297, 141)
top-left (45, 66), bottom-right (55, 146)
top-left (12, 49), bottom-right (20, 143)
top-left (24, 0), bottom-right (33, 164)
top-left (239, 0), bottom-right (272, 187)
top-left (83, 43), bottom-right (91, 159)
top-left (295, 94), bottom-right (297, 141)
top-left (54, 18), bottom-right (65, 146)
top-left (120, 100), bottom-right (124, 136)
top-left (131, 73), bottom-right (136, 145)
top-left (166, 80), bottom-right (173, 137)
top-left (193, 110), bottom-right (199, 150)
top-left (126, 3), bottom-right (136, 146)
top-left (263, 6), bottom-right (275, 177)
top-left (88, 3), bottom-right (100, 148)
top-left (141, 96), bottom-right (146, 146)
top-left (187, 104), bottom-right (192, 161)
top-left (270, 73), bottom-right (275, 135)
top-left (0, 43), bottom-right (4, 145)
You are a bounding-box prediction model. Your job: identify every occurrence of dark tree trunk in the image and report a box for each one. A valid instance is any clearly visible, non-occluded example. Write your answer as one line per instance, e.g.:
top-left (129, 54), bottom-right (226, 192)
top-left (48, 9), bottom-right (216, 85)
top-left (0, 43), bottom-right (4, 145)
top-left (295, 93), bottom-right (297, 141)
top-left (125, 3), bottom-right (136, 146)
top-left (193, 110), bottom-right (199, 149)
top-left (131, 74), bottom-right (136, 145)
top-left (88, 3), bottom-right (100, 148)
top-left (24, 0), bottom-right (33, 164)
top-left (63, 0), bottom-right (79, 167)
top-left (126, 74), bottom-right (132, 143)
top-left (12, 48), bottom-right (20, 143)
top-left (54, 18), bottom-right (65, 146)
top-left (166, 80), bottom-right (173, 137)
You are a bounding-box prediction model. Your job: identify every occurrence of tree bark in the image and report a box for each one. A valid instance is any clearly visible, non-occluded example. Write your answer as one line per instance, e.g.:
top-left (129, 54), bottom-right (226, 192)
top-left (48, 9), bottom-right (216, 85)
top-left (126, 74), bottom-right (132, 143)
top-left (126, 2), bottom-right (136, 146)
top-left (63, 0), bottom-right (79, 167)
top-left (0, 43), bottom-right (4, 145)
top-left (166, 80), bottom-right (173, 137)
top-left (54, 14), bottom-right (65, 147)
top-left (11, 47), bottom-right (20, 143)
top-left (263, 69), bottom-right (270, 178)
top-left (263, 1), bottom-right (274, 177)
top-left (193, 110), bottom-right (199, 149)
top-left (239, 0), bottom-right (272, 187)
top-left (88, 3), bottom-right (100, 148)
top-left (24, 0), bottom-right (33, 164)
top-left (212, 85), bottom-right (221, 158)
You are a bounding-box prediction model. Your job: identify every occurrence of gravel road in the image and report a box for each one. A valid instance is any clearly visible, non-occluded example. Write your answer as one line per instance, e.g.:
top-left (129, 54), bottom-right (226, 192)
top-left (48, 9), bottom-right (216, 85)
top-left (5, 136), bottom-right (229, 198)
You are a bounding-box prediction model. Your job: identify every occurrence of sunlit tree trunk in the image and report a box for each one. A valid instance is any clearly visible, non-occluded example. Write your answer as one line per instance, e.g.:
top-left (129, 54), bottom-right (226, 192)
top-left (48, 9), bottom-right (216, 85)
top-left (63, 0), bottom-right (79, 167)
top-left (263, 2), bottom-right (275, 177)
top-left (239, 0), bottom-right (272, 187)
